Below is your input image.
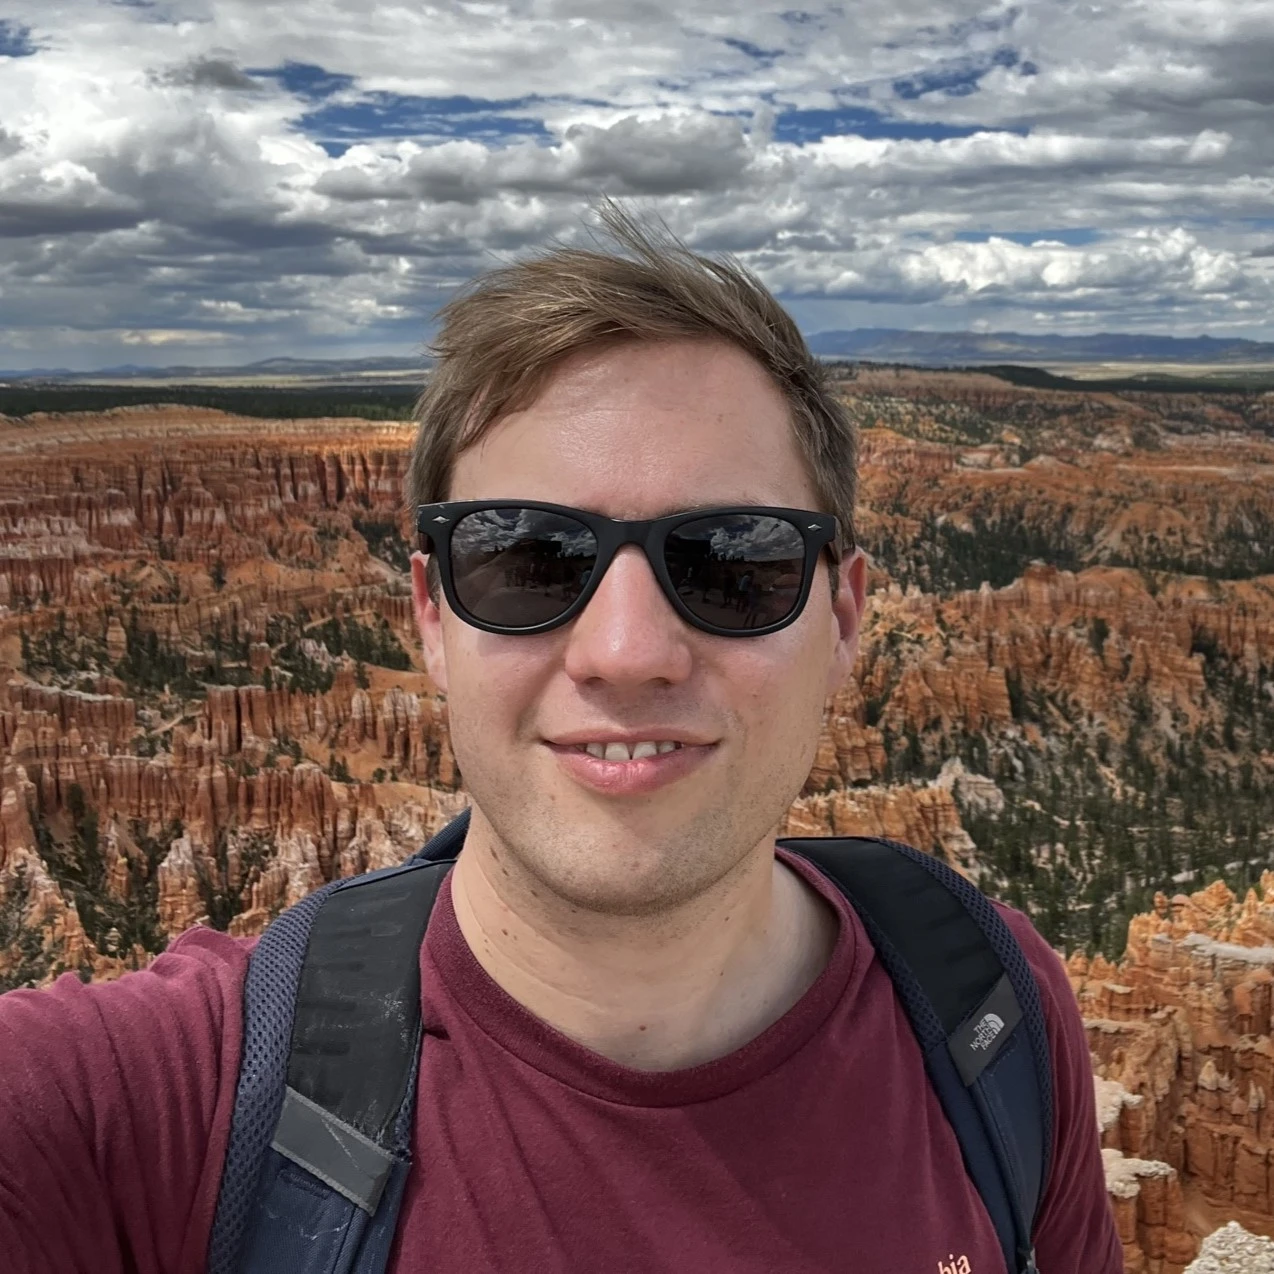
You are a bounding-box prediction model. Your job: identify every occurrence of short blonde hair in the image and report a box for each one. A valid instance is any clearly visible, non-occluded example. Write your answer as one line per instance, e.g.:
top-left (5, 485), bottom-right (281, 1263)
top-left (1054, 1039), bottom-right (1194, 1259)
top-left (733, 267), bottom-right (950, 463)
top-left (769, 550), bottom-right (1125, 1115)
top-left (405, 205), bottom-right (857, 593)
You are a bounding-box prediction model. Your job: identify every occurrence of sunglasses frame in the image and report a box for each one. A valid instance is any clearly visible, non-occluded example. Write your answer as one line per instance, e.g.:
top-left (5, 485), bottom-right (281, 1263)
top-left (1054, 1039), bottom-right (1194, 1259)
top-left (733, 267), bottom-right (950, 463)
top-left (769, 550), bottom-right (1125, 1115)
top-left (416, 500), bottom-right (842, 638)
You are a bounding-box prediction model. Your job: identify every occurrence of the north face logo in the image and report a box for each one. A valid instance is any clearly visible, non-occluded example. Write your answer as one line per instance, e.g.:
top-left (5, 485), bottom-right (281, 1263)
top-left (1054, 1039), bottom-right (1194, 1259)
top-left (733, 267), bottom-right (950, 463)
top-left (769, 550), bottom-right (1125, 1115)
top-left (969, 1012), bottom-right (1005, 1052)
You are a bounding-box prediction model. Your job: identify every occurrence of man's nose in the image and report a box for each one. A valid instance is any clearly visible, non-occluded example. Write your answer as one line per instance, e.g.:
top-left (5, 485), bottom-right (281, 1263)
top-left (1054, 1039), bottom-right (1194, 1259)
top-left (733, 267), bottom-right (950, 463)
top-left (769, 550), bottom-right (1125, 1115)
top-left (562, 545), bottom-right (693, 687)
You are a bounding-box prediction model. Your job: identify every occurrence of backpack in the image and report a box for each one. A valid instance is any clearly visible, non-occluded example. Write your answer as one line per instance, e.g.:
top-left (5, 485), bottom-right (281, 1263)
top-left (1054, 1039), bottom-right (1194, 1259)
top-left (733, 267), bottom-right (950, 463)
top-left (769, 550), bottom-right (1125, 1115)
top-left (207, 809), bottom-right (1051, 1274)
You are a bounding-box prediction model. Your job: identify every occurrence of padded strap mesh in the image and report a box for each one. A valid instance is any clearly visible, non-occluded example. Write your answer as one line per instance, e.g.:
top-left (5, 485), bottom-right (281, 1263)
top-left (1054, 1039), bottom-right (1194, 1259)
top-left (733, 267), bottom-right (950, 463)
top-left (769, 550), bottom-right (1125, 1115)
top-left (207, 876), bottom-right (345, 1274)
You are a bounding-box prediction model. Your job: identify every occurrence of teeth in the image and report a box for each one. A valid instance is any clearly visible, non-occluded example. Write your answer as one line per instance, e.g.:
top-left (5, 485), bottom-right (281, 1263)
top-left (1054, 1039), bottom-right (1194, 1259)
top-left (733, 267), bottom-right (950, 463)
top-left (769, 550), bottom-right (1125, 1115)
top-left (578, 741), bottom-right (683, 761)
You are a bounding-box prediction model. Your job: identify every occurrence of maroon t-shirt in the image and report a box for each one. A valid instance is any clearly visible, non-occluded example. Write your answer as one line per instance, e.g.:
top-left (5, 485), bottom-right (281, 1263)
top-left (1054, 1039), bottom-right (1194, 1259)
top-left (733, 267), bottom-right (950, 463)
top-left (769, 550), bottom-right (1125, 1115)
top-left (0, 850), bottom-right (1121, 1273)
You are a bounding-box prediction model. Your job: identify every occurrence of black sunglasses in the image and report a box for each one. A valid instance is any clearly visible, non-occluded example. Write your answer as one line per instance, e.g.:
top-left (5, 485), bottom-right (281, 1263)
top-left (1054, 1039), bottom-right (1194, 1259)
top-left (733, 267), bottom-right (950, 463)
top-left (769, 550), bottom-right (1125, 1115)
top-left (416, 500), bottom-right (841, 638)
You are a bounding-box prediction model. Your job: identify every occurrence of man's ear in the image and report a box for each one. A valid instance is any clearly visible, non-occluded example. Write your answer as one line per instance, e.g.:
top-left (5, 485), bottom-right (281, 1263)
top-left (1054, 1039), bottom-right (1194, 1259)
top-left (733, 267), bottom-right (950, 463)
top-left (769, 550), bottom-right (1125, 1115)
top-left (826, 548), bottom-right (868, 698)
top-left (411, 551), bottom-right (448, 694)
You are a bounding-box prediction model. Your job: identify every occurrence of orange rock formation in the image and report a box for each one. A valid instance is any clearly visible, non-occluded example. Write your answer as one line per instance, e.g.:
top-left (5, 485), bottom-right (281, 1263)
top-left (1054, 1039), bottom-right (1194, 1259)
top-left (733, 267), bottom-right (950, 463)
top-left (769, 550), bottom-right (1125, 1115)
top-left (4, 387), bottom-right (1274, 1268)
top-left (1075, 876), bottom-right (1274, 1254)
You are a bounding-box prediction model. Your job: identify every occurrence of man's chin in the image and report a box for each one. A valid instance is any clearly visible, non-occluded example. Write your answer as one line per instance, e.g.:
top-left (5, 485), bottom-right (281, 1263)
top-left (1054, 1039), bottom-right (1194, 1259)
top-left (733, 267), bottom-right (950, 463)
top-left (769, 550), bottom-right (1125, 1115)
top-left (497, 811), bottom-right (755, 920)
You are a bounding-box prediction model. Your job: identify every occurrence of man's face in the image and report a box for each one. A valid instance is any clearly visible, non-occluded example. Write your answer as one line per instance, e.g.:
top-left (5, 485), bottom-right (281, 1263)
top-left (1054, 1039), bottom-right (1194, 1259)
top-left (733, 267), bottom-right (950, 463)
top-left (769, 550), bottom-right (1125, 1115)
top-left (412, 338), bottom-right (867, 916)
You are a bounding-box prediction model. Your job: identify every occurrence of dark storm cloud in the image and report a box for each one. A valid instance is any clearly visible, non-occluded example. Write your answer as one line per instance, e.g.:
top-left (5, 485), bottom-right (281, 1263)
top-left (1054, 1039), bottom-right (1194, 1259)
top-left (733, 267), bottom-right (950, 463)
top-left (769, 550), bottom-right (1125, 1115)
top-left (164, 58), bottom-right (261, 92)
top-left (0, 203), bottom-right (143, 238)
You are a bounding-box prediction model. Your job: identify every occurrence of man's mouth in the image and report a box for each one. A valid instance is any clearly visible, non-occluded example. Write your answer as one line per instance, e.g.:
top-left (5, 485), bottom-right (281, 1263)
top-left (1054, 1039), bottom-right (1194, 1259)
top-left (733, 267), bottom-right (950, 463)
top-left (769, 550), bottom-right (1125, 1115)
top-left (543, 737), bottom-right (714, 796)
top-left (571, 740), bottom-right (683, 761)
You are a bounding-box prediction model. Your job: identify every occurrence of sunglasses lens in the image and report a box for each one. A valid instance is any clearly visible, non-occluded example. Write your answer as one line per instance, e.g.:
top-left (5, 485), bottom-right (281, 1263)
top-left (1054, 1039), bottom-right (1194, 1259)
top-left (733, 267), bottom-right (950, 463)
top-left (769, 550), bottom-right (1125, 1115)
top-left (451, 506), bottom-right (598, 629)
top-left (668, 514), bottom-right (807, 631)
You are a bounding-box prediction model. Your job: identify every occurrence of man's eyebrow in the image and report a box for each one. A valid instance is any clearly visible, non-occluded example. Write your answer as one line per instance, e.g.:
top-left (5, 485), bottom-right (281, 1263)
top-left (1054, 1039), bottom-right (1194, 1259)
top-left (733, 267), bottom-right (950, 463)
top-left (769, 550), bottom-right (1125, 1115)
top-left (648, 497), bottom-right (776, 516)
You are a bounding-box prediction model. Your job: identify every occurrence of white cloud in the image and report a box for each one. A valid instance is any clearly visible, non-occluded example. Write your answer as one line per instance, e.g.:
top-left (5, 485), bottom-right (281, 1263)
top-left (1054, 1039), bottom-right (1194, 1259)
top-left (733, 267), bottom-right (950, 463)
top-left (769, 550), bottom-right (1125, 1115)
top-left (1, 0), bottom-right (1274, 368)
top-left (118, 327), bottom-right (237, 346)
top-left (759, 228), bottom-right (1252, 307)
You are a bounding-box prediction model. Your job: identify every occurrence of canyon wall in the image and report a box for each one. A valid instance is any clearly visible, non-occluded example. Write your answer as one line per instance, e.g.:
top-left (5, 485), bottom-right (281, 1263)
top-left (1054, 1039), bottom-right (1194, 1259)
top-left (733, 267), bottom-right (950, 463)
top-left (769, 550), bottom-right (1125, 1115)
top-left (6, 379), bottom-right (1274, 1265)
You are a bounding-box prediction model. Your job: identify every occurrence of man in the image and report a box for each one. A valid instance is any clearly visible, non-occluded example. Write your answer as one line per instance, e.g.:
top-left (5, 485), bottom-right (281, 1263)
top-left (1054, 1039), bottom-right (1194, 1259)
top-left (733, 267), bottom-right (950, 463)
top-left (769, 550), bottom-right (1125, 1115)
top-left (0, 211), bottom-right (1121, 1272)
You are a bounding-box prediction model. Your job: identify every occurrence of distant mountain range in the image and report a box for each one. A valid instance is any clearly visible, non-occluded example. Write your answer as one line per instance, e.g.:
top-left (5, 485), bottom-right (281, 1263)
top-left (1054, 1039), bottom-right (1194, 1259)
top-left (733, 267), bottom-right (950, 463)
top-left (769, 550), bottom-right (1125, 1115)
top-left (0, 356), bottom-right (429, 382)
top-left (805, 328), bottom-right (1274, 364)
top-left (5, 331), bottom-right (1274, 382)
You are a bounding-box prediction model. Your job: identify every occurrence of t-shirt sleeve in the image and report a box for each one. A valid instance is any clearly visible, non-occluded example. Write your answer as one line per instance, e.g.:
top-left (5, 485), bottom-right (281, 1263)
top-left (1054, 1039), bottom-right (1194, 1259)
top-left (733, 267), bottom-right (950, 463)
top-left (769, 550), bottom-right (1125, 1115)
top-left (0, 927), bottom-right (250, 1274)
top-left (996, 904), bottom-right (1124, 1274)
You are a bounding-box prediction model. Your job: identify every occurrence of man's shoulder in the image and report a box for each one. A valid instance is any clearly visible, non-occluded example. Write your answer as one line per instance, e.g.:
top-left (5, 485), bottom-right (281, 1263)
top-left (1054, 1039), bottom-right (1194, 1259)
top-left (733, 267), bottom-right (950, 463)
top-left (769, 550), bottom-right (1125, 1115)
top-left (119, 923), bottom-right (255, 1029)
top-left (988, 899), bottom-right (1071, 1000)
top-left (985, 898), bottom-right (1090, 1070)
top-left (163, 923), bottom-right (257, 974)
top-left (109, 922), bottom-right (255, 997)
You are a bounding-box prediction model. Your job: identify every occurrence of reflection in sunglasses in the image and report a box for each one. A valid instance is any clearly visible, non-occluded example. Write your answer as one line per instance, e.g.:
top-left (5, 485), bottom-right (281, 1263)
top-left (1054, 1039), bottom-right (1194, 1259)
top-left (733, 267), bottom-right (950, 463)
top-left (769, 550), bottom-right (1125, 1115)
top-left (686, 515), bottom-right (804, 562)
top-left (459, 509), bottom-right (597, 557)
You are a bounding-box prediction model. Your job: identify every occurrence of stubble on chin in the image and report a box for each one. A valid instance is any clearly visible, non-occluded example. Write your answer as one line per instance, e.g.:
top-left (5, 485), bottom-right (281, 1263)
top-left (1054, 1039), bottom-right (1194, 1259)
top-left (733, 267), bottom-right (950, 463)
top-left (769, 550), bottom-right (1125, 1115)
top-left (462, 747), bottom-right (797, 923)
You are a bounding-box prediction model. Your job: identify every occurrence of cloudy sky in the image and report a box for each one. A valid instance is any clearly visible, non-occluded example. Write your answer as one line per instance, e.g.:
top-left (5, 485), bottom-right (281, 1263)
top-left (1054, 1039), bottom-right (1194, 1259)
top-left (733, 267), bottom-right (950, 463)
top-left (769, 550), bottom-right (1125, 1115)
top-left (1, 0), bottom-right (1273, 370)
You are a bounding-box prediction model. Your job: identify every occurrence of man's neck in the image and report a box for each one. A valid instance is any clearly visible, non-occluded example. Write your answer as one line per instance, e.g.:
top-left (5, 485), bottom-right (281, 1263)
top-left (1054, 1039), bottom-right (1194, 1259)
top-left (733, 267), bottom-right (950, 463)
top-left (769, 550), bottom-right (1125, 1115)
top-left (448, 823), bottom-right (839, 1071)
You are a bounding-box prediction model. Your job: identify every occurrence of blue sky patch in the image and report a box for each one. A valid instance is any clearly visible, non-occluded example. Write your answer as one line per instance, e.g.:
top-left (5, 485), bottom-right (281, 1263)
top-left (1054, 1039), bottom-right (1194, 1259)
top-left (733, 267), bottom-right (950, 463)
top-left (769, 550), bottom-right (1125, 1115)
top-left (0, 21), bottom-right (37, 57)
top-left (250, 62), bottom-right (357, 102)
top-left (772, 105), bottom-right (1008, 144)
top-left (301, 93), bottom-right (550, 146)
top-left (721, 36), bottom-right (782, 64)
top-left (955, 228), bottom-right (1101, 246)
top-left (247, 66), bottom-right (551, 147)
top-left (894, 45), bottom-right (1023, 100)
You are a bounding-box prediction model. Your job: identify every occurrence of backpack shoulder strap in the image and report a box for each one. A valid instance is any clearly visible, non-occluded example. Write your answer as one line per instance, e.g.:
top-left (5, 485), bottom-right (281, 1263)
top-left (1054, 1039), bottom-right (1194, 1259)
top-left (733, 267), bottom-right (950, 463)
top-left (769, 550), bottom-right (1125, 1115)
top-left (208, 809), bottom-right (471, 1274)
top-left (778, 835), bottom-right (1051, 1274)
